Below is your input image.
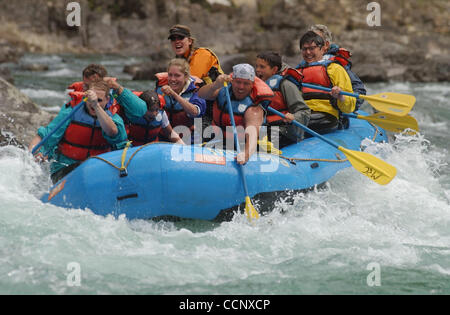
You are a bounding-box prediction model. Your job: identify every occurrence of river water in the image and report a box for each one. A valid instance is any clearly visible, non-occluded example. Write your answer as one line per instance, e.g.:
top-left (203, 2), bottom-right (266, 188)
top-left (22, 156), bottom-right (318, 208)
top-left (0, 54), bottom-right (449, 295)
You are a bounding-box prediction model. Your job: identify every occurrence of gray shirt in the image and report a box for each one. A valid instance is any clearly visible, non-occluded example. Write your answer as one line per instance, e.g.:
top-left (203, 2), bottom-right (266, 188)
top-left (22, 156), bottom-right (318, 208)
top-left (278, 78), bottom-right (310, 142)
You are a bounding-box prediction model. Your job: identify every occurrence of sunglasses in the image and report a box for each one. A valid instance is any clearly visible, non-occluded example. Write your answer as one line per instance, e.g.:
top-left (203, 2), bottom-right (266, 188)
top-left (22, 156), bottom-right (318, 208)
top-left (169, 35), bottom-right (186, 41)
top-left (301, 45), bottom-right (321, 52)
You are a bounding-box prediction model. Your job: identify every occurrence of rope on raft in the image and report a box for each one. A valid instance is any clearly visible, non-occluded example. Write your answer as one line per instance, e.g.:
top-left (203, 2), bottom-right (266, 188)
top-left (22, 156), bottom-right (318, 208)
top-left (89, 122), bottom-right (381, 173)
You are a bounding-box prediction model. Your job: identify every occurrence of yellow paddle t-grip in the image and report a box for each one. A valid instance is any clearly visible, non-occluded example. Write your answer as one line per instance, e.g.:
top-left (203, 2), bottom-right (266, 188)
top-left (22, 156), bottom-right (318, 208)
top-left (119, 141), bottom-right (132, 177)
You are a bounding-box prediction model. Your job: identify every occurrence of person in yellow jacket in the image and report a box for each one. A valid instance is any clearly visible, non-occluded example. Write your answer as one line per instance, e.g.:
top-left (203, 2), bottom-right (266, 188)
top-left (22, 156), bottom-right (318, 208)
top-left (296, 31), bottom-right (356, 134)
top-left (168, 24), bottom-right (223, 85)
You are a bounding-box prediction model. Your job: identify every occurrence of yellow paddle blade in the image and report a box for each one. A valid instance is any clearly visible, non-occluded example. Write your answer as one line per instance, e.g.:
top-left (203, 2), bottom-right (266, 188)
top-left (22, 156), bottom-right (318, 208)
top-left (358, 113), bottom-right (419, 134)
top-left (245, 196), bottom-right (260, 221)
top-left (361, 93), bottom-right (416, 117)
top-left (338, 146), bottom-right (397, 185)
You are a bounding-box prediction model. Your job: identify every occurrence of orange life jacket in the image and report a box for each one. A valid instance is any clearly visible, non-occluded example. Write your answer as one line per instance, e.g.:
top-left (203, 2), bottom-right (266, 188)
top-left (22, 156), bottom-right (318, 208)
top-left (297, 59), bottom-right (337, 108)
top-left (188, 47), bottom-right (224, 84)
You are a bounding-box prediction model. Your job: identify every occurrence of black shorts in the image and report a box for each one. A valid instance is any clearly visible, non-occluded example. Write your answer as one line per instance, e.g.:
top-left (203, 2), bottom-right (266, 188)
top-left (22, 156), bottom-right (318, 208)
top-left (305, 111), bottom-right (339, 136)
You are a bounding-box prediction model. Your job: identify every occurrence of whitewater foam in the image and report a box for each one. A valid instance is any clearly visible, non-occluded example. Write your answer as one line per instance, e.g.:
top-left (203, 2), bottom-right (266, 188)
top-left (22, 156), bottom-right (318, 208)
top-left (1, 83), bottom-right (450, 293)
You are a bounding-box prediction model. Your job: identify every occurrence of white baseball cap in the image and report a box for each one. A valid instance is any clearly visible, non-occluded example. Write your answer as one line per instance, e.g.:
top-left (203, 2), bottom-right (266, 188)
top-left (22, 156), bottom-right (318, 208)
top-left (233, 63), bottom-right (255, 82)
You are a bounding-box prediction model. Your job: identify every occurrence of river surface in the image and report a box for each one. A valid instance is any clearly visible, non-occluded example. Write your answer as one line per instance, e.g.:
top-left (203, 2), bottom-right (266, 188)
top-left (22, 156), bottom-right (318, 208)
top-left (0, 54), bottom-right (449, 294)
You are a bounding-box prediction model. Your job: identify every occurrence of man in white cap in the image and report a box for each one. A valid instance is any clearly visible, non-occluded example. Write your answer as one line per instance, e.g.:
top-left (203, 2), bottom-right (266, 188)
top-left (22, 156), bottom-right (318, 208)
top-left (198, 63), bottom-right (273, 164)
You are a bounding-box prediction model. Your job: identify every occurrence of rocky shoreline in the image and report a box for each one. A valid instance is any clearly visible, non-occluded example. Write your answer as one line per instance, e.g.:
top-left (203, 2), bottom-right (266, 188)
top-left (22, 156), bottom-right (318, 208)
top-left (0, 0), bottom-right (449, 148)
top-left (0, 77), bottom-right (53, 148)
top-left (1, 0), bottom-right (449, 82)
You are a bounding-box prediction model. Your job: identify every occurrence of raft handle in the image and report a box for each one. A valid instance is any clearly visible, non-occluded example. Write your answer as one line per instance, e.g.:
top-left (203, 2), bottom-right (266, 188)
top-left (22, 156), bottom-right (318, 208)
top-left (117, 193), bottom-right (138, 201)
top-left (119, 168), bottom-right (128, 177)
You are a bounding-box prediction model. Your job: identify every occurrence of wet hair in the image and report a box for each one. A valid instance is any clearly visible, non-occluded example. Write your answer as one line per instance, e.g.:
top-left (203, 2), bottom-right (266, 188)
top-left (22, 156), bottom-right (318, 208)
top-left (139, 90), bottom-right (160, 111)
top-left (256, 51), bottom-right (282, 71)
top-left (299, 31), bottom-right (325, 49)
top-left (82, 64), bottom-right (108, 79)
top-left (168, 58), bottom-right (191, 77)
top-left (87, 80), bottom-right (110, 96)
top-left (309, 24), bottom-right (333, 43)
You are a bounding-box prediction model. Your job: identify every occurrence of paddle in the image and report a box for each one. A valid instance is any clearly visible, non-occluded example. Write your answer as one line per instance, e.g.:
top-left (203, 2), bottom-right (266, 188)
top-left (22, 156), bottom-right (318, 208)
top-left (301, 83), bottom-right (415, 117)
top-left (343, 112), bottom-right (419, 134)
top-left (267, 106), bottom-right (397, 185)
top-left (31, 100), bottom-right (85, 155)
top-left (224, 83), bottom-right (260, 221)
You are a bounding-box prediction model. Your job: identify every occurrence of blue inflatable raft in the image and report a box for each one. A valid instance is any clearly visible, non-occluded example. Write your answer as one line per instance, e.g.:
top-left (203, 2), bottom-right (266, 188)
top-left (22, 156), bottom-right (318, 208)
top-left (41, 113), bottom-right (388, 220)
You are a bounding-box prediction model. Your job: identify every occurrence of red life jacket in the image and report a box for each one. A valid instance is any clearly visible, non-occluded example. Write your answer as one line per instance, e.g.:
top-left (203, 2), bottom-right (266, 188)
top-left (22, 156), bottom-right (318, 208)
top-left (58, 98), bottom-right (117, 161)
top-left (155, 72), bottom-right (203, 90)
top-left (329, 48), bottom-right (352, 69)
top-left (123, 91), bottom-right (166, 145)
top-left (68, 91), bottom-right (85, 107)
top-left (127, 111), bottom-right (166, 146)
top-left (68, 91), bottom-right (121, 115)
top-left (264, 76), bottom-right (288, 124)
top-left (212, 76), bottom-right (273, 129)
top-left (264, 68), bottom-right (303, 124)
top-left (281, 67), bottom-right (304, 86)
top-left (67, 81), bottom-right (85, 92)
top-left (128, 124), bottom-right (160, 146)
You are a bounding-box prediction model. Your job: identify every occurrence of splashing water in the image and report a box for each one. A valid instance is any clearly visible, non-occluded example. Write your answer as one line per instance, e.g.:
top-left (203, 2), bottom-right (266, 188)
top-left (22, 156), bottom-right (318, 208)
top-left (1, 55), bottom-right (449, 294)
top-left (0, 130), bottom-right (448, 294)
